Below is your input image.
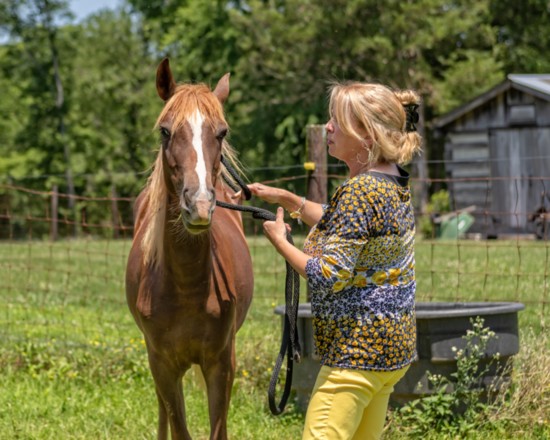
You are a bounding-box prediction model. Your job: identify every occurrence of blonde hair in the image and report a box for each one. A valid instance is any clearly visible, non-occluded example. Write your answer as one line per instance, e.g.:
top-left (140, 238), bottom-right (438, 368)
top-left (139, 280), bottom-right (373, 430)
top-left (328, 82), bottom-right (422, 165)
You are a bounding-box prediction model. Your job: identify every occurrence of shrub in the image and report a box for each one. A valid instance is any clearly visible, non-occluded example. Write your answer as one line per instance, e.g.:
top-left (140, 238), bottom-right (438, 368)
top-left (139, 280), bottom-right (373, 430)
top-left (391, 317), bottom-right (500, 437)
top-left (419, 189), bottom-right (451, 238)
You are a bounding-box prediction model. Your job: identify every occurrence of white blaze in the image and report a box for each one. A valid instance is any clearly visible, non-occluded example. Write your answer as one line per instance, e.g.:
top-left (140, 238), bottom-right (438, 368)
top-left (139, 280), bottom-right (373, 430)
top-left (189, 109), bottom-right (209, 200)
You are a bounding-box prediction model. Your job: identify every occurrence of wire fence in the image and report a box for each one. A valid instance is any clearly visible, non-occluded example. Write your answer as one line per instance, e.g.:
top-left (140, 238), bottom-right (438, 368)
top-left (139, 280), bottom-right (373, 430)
top-left (0, 172), bottom-right (548, 351)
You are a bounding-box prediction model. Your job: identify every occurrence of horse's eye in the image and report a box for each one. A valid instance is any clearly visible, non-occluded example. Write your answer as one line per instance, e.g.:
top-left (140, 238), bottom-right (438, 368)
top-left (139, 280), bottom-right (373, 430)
top-left (159, 127), bottom-right (171, 140)
top-left (216, 128), bottom-right (228, 141)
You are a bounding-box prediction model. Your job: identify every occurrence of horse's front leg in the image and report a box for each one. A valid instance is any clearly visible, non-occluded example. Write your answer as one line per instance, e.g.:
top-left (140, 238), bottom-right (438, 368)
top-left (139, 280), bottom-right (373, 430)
top-left (155, 387), bottom-right (169, 440)
top-left (202, 343), bottom-right (236, 440)
top-left (147, 349), bottom-right (192, 440)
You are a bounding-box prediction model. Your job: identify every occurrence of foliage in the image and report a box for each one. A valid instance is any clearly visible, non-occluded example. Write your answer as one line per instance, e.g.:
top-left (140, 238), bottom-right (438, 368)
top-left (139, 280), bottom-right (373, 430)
top-left (490, 0), bottom-right (550, 73)
top-left (1, 0), bottom-right (550, 231)
top-left (0, 0), bottom-right (75, 186)
top-left (428, 189), bottom-right (451, 214)
top-left (125, 0), bottom-right (518, 176)
top-left (66, 9), bottom-right (158, 230)
top-left (392, 317), bottom-right (500, 437)
top-left (386, 322), bottom-right (550, 440)
top-left (482, 328), bottom-right (550, 438)
top-left (419, 188), bottom-right (451, 238)
top-left (0, 3), bottom-right (158, 236)
top-left (434, 50), bottom-right (504, 114)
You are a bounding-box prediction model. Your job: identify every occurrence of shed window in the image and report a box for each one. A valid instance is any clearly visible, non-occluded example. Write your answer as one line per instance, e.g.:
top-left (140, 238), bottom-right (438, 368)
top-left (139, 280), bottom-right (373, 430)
top-left (508, 105), bottom-right (536, 125)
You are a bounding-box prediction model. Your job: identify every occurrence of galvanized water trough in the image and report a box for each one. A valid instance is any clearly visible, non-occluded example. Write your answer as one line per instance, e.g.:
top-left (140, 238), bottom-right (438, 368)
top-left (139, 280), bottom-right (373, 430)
top-left (275, 301), bottom-right (524, 411)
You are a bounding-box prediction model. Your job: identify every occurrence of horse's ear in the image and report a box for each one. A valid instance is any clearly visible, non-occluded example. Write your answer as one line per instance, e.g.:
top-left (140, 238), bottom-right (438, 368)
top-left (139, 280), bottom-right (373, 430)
top-left (156, 58), bottom-right (177, 101)
top-left (213, 73), bottom-right (230, 104)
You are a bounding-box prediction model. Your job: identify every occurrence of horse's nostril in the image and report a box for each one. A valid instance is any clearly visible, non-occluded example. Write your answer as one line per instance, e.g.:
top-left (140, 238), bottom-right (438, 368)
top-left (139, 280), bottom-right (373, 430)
top-left (180, 189), bottom-right (194, 216)
top-left (182, 189), bottom-right (191, 206)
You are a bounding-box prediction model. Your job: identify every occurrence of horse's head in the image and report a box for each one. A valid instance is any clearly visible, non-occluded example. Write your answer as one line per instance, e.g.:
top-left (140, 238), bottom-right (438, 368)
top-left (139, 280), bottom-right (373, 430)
top-left (155, 58), bottom-right (230, 234)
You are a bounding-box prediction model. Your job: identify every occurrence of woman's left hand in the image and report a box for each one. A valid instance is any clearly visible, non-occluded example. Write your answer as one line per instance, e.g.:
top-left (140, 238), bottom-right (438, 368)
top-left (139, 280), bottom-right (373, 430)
top-left (262, 207), bottom-right (309, 279)
top-left (263, 207), bottom-right (291, 247)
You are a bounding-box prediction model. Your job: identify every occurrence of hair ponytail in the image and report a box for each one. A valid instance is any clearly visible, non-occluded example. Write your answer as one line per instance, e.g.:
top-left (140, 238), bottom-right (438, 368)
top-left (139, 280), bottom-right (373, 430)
top-left (394, 90), bottom-right (423, 165)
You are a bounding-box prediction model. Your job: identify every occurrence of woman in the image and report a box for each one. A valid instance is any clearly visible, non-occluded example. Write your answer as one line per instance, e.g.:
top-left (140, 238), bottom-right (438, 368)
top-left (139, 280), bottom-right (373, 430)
top-left (249, 81), bottom-right (422, 440)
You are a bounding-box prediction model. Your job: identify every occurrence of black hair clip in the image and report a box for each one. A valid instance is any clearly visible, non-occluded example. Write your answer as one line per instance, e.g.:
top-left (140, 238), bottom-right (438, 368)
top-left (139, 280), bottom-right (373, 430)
top-left (404, 104), bottom-right (419, 132)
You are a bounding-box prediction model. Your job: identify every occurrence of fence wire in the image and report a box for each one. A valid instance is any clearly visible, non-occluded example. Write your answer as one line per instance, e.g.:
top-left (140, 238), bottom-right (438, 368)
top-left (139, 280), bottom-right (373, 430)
top-left (0, 175), bottom-right (548, 352)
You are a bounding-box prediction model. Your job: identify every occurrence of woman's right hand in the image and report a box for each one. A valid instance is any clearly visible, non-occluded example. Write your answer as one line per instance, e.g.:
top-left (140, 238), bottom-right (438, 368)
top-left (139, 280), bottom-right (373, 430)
top-left (247, 183), bottom-right (284, 204)
top-left (246, 182), bottom-right (323, 227)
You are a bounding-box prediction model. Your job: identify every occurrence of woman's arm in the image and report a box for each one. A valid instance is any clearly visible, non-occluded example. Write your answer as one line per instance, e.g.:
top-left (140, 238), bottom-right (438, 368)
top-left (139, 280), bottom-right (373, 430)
top-left (247, 183), bottom-right (324, 226)
top-left (262, 207), bottom-right (311, 278)
top-left (260, 181), bottom-right (371, 291)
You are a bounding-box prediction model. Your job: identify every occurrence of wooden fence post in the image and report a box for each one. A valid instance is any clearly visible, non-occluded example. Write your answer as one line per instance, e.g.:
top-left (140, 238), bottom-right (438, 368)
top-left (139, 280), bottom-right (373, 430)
top-left (111, 183), bottom-right (119, 239)
top-left (305, 125), bottom-right (327, 302)
top-left (51, 185), bottom-right (58, 241)
top-left (414, 106), bottom-right (429, 213)
top-left (305, 124), bottom-right (327, 205)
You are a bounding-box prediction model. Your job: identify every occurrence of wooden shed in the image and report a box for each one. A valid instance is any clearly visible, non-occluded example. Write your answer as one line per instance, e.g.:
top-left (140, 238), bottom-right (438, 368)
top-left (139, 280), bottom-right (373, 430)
top-left (433, 74), bottom-right (550, 237)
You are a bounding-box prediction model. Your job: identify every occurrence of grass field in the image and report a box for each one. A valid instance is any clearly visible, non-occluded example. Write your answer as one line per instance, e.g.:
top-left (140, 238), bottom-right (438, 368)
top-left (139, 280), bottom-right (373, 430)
top-left (0, 236), bottom-right (548, 439)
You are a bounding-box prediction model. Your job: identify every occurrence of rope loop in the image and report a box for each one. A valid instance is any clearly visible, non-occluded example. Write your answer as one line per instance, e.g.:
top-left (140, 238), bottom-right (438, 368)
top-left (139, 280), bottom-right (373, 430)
top-left (220, 155), bottom-right (252, 200)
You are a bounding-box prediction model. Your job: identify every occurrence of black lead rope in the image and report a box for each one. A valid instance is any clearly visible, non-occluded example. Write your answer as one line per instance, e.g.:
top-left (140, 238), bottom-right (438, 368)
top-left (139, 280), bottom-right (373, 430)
top-left (217, 155), bottom-right (301, 415)
top-left (268, 256), bottom-right (301, 415)
top-left (219, 155), bottom-right (252, 201)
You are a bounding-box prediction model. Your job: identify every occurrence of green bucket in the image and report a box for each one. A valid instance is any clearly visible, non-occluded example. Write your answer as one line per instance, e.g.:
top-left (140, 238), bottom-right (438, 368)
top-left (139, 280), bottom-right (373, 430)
top-left (438, 212), bottom-right (475, 239)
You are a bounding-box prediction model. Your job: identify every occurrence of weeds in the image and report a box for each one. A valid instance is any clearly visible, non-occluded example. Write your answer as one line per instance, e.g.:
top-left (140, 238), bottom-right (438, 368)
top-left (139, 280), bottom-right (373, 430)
top-left (481, 328), bottom-right (550, 436)
top-left (390, 317), bottom-right (496, 437)
top-left (386, 318), bottom-right (550, 439)
top-left (1, 337), bottom-right (149, 384)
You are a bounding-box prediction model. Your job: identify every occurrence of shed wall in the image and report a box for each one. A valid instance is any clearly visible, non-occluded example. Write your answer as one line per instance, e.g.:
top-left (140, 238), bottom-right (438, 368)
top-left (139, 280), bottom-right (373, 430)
top-left (442, 88), bottom-right (550, 236)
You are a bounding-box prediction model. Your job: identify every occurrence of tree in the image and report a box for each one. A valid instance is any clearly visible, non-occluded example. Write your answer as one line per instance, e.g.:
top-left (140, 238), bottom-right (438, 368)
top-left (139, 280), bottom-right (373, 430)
top-left (61, 8), bottom-right (159, 234)
top-left (3, 0), bottom-right (544, 228)
top-left (0, 0), bottom-right (77, 235)
top-left (491, 0), bottom-right (550, 73)
top-left (0, 2), bottom-right (159, 236)
top-left (0, 1), bottom-right (74, 187)
top-left (227, 0), bottom-right (505, 201)
top-left (68, 9), bottom-right (157, 193)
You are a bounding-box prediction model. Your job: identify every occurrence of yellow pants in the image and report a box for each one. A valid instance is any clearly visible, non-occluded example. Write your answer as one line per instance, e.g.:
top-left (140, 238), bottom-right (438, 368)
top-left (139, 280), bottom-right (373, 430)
top-left (302, 365), bottom-right (410, 440)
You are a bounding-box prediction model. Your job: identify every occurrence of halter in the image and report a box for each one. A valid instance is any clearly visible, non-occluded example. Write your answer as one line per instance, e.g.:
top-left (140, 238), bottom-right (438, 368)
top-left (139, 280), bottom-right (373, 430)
top-left (217, 155), bottom-right (301, 415)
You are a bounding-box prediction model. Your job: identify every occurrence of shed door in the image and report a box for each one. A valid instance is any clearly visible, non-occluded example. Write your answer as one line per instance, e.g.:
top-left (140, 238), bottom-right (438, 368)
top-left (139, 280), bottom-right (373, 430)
top-left (489, 128), bottom-right (550, 231)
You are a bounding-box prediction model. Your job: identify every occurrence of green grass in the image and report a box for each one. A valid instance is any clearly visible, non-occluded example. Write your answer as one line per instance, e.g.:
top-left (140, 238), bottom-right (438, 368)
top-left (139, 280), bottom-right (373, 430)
top-left (415, 238), bottom-right (550, 331)
top-left (0, 236), bottom-right (549, 439)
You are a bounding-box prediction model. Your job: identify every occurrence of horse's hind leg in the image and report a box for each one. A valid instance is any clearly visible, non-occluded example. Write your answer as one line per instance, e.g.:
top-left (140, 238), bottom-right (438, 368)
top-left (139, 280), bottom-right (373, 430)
top-left (202, 346), bottom-right (235, 440)
top-left (148, 353), bottom-right (191, 440)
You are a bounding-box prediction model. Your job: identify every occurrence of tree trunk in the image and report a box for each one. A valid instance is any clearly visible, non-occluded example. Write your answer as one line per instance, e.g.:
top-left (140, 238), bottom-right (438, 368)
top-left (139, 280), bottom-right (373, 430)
top-left (43, 0), bottom-right (77, 237)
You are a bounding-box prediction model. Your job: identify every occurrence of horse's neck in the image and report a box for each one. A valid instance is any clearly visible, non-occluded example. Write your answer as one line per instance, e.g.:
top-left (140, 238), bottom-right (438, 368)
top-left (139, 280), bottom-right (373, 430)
top-left (162, 216), bottom-right (213, 278)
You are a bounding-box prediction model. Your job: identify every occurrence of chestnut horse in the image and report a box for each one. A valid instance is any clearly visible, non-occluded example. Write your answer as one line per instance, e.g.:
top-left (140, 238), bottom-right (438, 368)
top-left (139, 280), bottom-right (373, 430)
top-left (125, 58), bottom-right (254, 440)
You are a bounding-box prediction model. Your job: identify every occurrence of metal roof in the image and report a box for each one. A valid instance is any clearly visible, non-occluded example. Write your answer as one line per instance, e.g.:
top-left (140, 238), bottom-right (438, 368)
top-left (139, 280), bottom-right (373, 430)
top-left (433, 74), bottom-right (550, 129)
top-left (509, 74), bottom-right (550, 96)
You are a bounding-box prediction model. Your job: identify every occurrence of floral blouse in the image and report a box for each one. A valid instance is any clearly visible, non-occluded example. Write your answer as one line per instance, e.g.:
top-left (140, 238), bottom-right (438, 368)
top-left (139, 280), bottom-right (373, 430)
top-left (304, 168), bottom-right (417, 371)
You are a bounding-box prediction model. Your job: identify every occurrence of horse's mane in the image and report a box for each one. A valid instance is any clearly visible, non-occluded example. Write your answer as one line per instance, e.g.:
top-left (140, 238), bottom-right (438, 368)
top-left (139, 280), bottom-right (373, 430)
top-left (137, 83), bottom-right (245, 268)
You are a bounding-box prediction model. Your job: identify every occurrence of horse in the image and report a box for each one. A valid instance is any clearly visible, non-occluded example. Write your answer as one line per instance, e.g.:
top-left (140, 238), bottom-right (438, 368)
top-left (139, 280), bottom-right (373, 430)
top-left (125, 58), bottom-right (254, 440)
